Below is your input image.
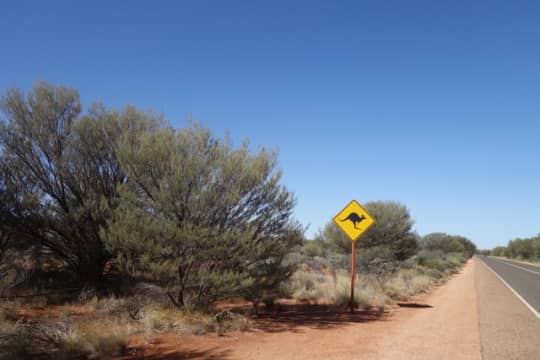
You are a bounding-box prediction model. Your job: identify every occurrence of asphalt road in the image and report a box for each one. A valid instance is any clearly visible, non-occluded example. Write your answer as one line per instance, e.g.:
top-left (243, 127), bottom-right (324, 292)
top-left (476, 256), bottom-right (540, 359)
top-left (479, 256), bottom-right (540, 316)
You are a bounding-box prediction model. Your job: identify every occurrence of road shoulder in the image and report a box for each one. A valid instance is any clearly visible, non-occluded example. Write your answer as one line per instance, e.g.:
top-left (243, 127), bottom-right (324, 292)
top-left (366, 258), bottom-right (481, 360)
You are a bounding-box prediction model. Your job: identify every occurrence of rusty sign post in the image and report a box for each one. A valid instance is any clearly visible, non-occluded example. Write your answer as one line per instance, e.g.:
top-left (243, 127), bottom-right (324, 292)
top-left (333, 200), bottom-right (375, 313)
top-left (350, 240), bottom-right (356, 312)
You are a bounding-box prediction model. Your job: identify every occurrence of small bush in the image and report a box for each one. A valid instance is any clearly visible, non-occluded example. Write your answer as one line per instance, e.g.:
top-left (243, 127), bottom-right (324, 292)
top-left (0, 295), bottom-right (252, 360)
top-left (332, 284), bottom-right (360, 308)
top-left (334, 275), bottom-right (390, 311)
top-left (214, 310), bottom-right (250, 336)
top-left (423, 268), bottom-right (443, 280)
top-left (303, 240), bottom-right (326, 258)
top-left (93, 295), bottom-right (128, 316)
top-left (135, 303), bottom-right (249, 336)
top-left (282, 270), bottom-right (333, 302)
top-left (445, 253), bottom-right (466, 269)
top-left (418, 256), bottom-right (445, 272)
top-left (283, 269), bottom-right (390, 310)
top-left (384, 269), bottom-right (433, 300)
top-left (357, 286), bottom-right (390, 311)
top-left (58, 325), bottom-right (126, 359)
top-left (0, 301), bottom-right (19, 327)
top-left (0, 319), bottom-right (115, 360)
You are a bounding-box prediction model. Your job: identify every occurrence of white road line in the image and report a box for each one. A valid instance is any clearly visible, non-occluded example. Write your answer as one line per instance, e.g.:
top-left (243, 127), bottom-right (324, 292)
top-left (493, 258), bottom-right (540, 277)
top-left (478, 257), bottom-right (540, 321)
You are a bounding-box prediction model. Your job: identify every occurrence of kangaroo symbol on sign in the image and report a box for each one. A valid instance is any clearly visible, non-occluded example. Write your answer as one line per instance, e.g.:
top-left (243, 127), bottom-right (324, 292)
top-left (340, 212), bottom-right (366, 229)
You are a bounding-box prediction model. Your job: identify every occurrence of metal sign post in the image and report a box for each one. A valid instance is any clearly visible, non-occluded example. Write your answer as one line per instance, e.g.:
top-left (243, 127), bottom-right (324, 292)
top-left (350, 240), bottom-right (356, 312)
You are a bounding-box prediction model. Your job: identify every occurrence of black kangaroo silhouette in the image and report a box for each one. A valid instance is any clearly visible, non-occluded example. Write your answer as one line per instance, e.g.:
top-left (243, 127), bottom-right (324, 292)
top-left (340, 212), bottom-right (366, 229)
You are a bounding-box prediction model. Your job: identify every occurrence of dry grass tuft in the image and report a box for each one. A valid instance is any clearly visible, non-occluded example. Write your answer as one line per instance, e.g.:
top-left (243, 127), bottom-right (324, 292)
top-left (283, 260), bottom-right (467, 310)
top-left (0, 296), bottom-right (251, 359)
top-left (384, 269), bottom-right (433, 300)
top-left (284, 270), bottom-right (391, 310)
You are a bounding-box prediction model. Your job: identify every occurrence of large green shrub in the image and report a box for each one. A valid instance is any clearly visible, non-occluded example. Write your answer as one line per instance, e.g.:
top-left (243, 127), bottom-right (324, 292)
top-left (103, 124), bottom-right (302, 308)
top-left (0, 83), bottom-right (158, 285)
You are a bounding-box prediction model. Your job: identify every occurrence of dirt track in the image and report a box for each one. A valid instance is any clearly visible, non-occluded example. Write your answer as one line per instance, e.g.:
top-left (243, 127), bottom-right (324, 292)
top-left (124, 260), bottom-right (484, 359)
top-left (365, 259), bottom-right (481, 360)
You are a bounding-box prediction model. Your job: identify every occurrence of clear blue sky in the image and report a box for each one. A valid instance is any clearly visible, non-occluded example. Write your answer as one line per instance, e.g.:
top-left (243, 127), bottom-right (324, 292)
top-left (1, 1), bottom-right (539, 249)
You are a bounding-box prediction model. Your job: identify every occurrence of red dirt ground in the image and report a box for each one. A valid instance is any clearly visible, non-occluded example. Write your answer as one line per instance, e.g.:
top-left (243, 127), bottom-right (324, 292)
top-left (118, 260), bottom-right (481, 360)
top-left (16, 304), bottom-right (96, 320)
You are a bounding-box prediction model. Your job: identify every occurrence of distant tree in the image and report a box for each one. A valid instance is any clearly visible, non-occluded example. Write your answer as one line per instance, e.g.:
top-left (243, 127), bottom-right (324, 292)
top-left (491, 246), bottom-right (507, 257)
top-left (476, 249), bottom-right (491, 256)
top-left (0, 82), bottom-right (158, 286)
top-left (421, 233), bottom-right (476, 258)
top-left (317, 221), bottom-right (350, 254)
top-left (505, 236), bottom-right (540, 260)
top-left (534, 236), bottom-right (540, 259)
top-left (360, 201), bottom-right (419, 261)
top-left (302, 239), bottom-right (327, 258)
top-left (103, 125), bottom-right (303, 308)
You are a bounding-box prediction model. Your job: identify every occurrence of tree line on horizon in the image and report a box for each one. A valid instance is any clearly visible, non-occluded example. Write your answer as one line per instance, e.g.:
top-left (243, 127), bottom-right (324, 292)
top-left (479, 235), bottom-right (540, 261)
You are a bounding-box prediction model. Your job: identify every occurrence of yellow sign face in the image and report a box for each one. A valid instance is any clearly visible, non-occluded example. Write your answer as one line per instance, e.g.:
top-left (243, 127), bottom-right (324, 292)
top-left (333, 200), bottom-right (375, 241)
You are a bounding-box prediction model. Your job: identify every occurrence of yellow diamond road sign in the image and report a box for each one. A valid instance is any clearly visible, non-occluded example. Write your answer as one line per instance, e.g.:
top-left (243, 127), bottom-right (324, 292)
top-left (333, 200), bottom-right (375, 241)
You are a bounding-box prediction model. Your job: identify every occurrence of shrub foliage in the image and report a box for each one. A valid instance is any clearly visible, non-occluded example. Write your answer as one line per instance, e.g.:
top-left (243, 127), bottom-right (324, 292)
top-left (0, 83), bottom-right (158, 285)
top-left (317, 201), bottom-right (419, 275)
top-left (103, 125), bottom-right (302, 307)
top-left (486, 235), bottom-right (540, 260)
top-left (0, 83), bottom-right (302, 304)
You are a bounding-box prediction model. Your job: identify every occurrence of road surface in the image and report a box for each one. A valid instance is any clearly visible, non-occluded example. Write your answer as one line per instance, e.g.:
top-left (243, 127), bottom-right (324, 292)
top-left (478, 256), bottom-right (540, 315)
top-left (476, 256), bottom-right (540, 359)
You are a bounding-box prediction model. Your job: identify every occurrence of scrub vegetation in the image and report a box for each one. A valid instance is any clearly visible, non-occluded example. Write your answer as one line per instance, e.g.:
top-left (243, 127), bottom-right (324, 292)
top-left (480, 235), bottom-right (540, 262)
top-left (284, 212), bottom-right (476, 310)
top-left (0, 83), bottom-right (476, 359)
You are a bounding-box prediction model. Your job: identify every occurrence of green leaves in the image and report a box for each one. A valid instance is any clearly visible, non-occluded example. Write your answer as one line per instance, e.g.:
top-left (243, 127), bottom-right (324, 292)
top-left (320, 201), bottom-right (419, 261)
top-left (499, 236), bottom-right (540, 259)
top-left (0, 82), bottom-right (302, 301)
top-left (103, 122), bottom-right (302, 308)
top-left (421, 233), bottom-right (476, 258)
top-left (0, 82), bottom-right (160, 284)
